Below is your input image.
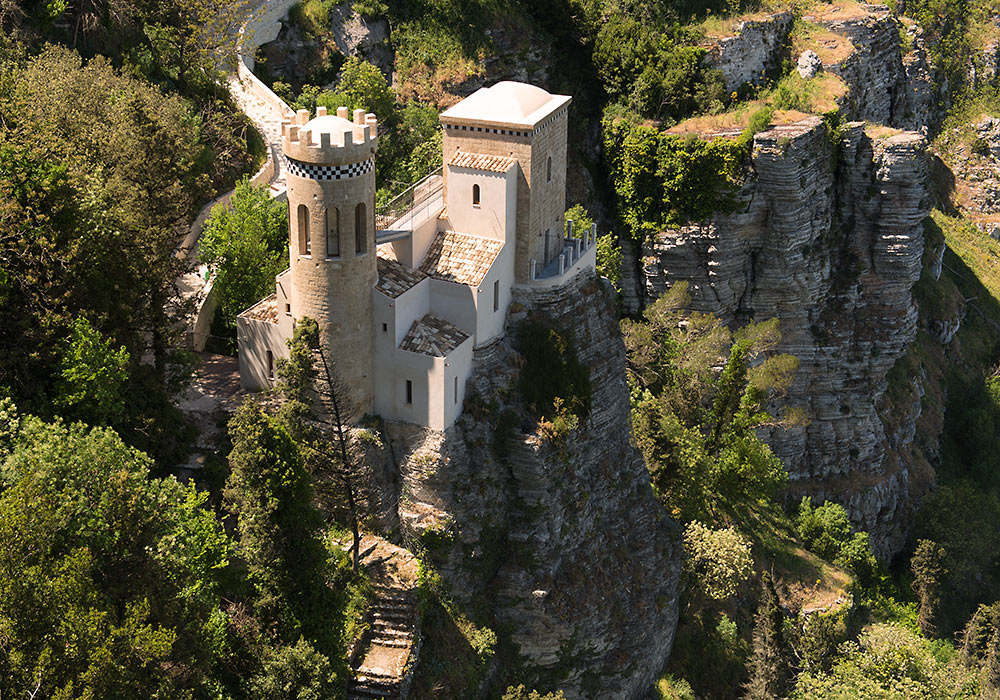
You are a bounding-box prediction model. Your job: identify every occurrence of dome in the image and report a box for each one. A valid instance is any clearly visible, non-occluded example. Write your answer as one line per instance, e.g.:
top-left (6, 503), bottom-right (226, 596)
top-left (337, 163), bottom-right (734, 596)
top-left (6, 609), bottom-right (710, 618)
top-left (440, 81), bottom-right (571, 127)
top-left (302, 114), bottom-right (357, 136)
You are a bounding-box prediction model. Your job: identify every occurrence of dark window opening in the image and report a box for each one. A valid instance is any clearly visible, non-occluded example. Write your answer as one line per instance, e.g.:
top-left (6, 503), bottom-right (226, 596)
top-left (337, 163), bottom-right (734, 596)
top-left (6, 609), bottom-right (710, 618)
top-left (326, 207), bottom-right (340, 257)
top-left (267, 350), bottom-right (274, 380)
top-left (285, 303), bottom-right (291, 314)
top-left (405, 380), bottom-right (413, 405)
top-left (546, 156), bottom-right (552, 182)
top-left (382, 323), bottom-right (388, 333)
top-left (454, 376), bottom-right (458, 404)
top-left (297, 204), bottom-right (310, 255)
top-left (472, 183), bottom-right (481, 206)
top-left (355, 202), bottom-right (367, 254)
top-left (493, 279), bottom-right (500, 312)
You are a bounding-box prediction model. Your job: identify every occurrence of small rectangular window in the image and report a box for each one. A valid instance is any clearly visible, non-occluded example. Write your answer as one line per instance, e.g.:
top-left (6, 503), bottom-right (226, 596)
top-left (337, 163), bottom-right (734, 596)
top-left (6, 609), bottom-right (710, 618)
top-left (267, 350), bottom-right (274, 380)
top-left (285, 303), bottom-right (291, 315)
top-left (493, 279), bottom-right (500, 312)
top-left (382, 323), bottom-right (388, 333)
top-left (405, 380), bottom-right (413, 405)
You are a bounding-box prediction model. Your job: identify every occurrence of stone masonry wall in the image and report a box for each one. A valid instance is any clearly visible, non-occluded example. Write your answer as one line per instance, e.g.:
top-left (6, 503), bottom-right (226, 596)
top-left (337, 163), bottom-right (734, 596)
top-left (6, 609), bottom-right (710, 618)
top-left (381, 270), bottom-right (681, 699)
top-left (640, 118), bottom-right (931, 558)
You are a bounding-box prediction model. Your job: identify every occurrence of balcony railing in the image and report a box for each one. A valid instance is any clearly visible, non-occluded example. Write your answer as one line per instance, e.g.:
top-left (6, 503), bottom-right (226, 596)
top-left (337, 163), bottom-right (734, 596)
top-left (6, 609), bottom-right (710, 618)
top-left (376, 166), bottom-right (444, 231)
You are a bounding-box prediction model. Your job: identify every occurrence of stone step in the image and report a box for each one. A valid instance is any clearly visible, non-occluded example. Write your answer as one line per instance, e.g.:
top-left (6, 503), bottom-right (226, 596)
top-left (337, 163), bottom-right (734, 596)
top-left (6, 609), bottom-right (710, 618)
top-left (372, 609), bottom-right (413, 623)
top-left (371, 626), bottom-right (412, 638)
top-left (371, 637), bottom-right (412, 649)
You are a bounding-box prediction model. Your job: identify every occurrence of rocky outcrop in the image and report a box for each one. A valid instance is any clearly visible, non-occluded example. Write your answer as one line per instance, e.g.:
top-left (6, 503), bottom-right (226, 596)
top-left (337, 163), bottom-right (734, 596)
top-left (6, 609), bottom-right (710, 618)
top-left (702, 5), bottom-right (939, 132)
top-left (381, 271), bottom-right (681, 699)
top-left (329, 2), bottom-right (394, 78)
top-left (640, 118), bottom-right (931, 558)
top-left (705, 12), bottom-right (794, 92)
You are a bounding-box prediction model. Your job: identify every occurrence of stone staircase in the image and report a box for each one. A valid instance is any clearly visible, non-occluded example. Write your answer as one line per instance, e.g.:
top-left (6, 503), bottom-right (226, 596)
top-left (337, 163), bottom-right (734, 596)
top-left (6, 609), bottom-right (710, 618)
top-left (347, 538), bottom-right (420, 700)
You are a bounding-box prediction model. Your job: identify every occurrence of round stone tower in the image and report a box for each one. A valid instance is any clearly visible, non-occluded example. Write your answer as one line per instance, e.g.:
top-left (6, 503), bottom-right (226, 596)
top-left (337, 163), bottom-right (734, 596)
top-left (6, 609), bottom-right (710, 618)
top-left (282, 105), bottom-right (378, 418)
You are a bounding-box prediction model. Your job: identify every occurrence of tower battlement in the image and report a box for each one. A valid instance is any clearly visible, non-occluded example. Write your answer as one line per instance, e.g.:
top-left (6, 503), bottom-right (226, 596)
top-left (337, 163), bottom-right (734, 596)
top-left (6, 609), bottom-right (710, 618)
top-left (281, 106), bottom-right (378, 164)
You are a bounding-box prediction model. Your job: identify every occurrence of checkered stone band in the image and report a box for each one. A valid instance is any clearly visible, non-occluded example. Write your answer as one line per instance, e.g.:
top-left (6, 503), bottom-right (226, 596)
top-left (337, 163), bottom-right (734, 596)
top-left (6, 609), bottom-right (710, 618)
top-left (286, 156), bottom-right (373, 181)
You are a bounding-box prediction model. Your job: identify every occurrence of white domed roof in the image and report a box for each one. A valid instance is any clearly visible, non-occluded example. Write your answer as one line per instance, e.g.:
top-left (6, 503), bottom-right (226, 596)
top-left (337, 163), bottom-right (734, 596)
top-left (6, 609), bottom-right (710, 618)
top-left (441, 81), bottom-right (571, 127)
top-left (302, 114), bottom-right (357, 136)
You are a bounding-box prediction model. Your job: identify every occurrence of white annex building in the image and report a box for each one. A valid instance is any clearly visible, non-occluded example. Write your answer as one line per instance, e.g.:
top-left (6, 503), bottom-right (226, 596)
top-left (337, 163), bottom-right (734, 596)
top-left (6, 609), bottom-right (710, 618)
top-left (237, 81), bottom-right (597, 430)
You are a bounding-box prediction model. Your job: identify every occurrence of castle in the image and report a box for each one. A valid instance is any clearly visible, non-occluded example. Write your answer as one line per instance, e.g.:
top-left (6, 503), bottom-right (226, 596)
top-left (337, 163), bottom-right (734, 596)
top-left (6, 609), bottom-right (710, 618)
top-left (237, 81), bottom-right (596, 430)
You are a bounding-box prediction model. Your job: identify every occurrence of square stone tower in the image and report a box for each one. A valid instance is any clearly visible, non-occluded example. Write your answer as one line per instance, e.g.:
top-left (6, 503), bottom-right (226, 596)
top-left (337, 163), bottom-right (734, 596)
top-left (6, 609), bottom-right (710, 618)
top-left (440, 82), bottom-right (571, 282)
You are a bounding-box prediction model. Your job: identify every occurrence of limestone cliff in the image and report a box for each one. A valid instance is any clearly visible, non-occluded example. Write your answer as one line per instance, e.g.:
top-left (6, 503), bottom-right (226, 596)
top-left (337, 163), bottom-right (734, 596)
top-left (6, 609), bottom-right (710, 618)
top-left (704, 4), bottom-right (938, 132)
top-left (375, 271), bottom-right (680, 699)
top-left (640, 118), bottom-right (931, 558)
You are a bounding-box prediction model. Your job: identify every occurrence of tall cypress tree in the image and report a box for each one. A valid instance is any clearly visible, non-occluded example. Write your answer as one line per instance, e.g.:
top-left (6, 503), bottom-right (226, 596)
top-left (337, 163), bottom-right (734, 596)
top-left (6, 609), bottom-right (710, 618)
top-left (911, 539), bottom-right (946, 638)
top-left (225, 400), bottom-right (335, 652)
top-left (744, 572), bottom-right (789, 700)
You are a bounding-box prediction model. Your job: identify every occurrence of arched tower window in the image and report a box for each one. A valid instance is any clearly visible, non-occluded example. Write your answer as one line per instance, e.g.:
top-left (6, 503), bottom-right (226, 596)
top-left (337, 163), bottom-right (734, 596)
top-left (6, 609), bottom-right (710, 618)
top-left (326, 207), bottom-right (340, 257)
top-left (297, 204), bottom-right (310, 255)
top-left (547, 156), bottom-right (552, 183)
top-left (355, 202), bottom-right (367, 254)
top-left (472, 183), bottom-right (481, 206)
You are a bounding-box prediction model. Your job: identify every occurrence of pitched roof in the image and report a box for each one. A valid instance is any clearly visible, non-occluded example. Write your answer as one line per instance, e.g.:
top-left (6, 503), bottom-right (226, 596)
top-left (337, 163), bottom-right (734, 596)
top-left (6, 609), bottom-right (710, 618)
top-left (240, 294), bottom-right (278, 323)
top-left (449, 151), bottom-right (517, 173)
top-left (399, 313), bottom-right (470, 357)
top-left (419, 231), bottom-right (504, 286)
top-left (375, 255), bottom-right (427, 298)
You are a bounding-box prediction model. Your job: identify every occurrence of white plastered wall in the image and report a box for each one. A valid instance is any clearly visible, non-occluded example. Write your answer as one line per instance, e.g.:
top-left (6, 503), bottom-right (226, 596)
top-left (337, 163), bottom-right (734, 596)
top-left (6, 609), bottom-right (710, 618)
top-left (444, 166), bottom-right (513, 241)
top-left (237, 316), bottom-right (289, 391)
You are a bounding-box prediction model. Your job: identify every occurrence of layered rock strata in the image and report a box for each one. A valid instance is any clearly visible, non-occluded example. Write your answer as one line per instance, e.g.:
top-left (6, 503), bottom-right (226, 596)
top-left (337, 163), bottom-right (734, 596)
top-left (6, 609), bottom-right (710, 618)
top-left (705, 11), bottom-right (794, 92)
top-left (641, 118), bottom-right (931, 557)
top-left (703, 6), bottom-right (938, 132)
top-left (381, 271), bottom-right (681, 699)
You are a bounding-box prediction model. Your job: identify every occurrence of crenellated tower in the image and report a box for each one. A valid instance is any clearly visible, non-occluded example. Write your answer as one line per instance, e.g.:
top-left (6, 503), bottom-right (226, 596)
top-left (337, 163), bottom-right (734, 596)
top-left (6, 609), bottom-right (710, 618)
top-left (282, 106), bottom-right (379, 417)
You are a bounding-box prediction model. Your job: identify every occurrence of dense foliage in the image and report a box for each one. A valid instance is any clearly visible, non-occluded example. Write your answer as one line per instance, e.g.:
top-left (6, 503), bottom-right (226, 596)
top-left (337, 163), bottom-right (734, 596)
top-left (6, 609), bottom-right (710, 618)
top-left (199, 178), bottom-right (290, 337)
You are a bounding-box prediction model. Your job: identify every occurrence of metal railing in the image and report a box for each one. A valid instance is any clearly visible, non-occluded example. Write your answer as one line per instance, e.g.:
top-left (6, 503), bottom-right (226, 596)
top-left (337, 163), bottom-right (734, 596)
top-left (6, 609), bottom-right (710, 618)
top-left (376, 166), bottom-right (443, 230)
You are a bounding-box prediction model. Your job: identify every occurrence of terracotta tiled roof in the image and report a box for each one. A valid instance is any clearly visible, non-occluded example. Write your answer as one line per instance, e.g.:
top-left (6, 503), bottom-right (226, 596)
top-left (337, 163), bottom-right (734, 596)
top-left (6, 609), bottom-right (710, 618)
top-left (449, 151), bottom-right (517, 173)
top-left (240, 294), bottom-right (278, 323)
top-left (375, 255), bottom-right (427, 298)
top-left (419, 231), bottom-right (504, 286)
top-left (399, 313), bottom-right (470, 357)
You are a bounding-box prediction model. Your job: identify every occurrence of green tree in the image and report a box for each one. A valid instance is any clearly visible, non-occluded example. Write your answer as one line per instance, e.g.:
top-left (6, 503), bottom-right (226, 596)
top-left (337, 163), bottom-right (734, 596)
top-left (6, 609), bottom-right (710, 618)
top-left (199, 177), bottom-right (289, 333)
top-left (624, 291), bottom-right (793, 522)
top-left (596, 233), bottom-right (623, 291)
top-left (274, 317), bottom-right (368, 573)
top-left (682, 520), bottom-right (753, 605)
top-left (225, 399), bottom-right (336, 651)
top-left (249, 637), bottom-right (338, 700)
top-left (912, 539), bottom-right (947, 638)
top-left (744, 572), bottom-right (789, 700)
top-left (328, 55), bottom-right (394, 118)
top-left (54, 317), bottom-right (130, 425)
top-left (0, 410), bottom-right (231, 699)
top-left (791, 623), bottom-right (980, 699)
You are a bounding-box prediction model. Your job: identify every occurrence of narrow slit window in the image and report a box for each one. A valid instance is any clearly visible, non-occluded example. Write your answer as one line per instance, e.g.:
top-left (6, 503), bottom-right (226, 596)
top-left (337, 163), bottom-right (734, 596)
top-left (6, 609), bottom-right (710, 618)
top-left (454, 376), bottom-right (458, 404)
top-left (472, 183), bottom-right (481, 206)
top-left (547, 156), bottom-right (552, 182)
top-left (297, 204), bottom-right (310, 255)
top-left (405, 380), bottom-right (413, 405)
top-left (355, 202), bottom-right (367, 254)
top-left (326, 207), bottom-right (340, 257)
top-left (493, 279), bottom-right (500, 312)
top-left (267, 350), bottom-right (274, 380)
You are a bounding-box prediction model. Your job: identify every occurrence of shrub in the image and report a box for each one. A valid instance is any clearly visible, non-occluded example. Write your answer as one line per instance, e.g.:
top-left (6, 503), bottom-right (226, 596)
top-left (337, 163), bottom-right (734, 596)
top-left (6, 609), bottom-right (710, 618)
top-left (682, 520), bottom-right (753, 602)
top-left (515, 319), bottom-right (591, 420)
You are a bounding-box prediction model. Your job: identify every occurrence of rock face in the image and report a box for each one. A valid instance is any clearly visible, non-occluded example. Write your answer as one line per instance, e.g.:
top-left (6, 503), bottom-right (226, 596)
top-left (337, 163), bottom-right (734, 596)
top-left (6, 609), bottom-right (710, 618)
top-left (705, 12), bottom-right (794, 93)
top-left (640, 119), bottom-right (931, 558)
top-left (381, 271), bottom-right (681, 699)
top-left (702, 5), bottom-right (939, 132)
